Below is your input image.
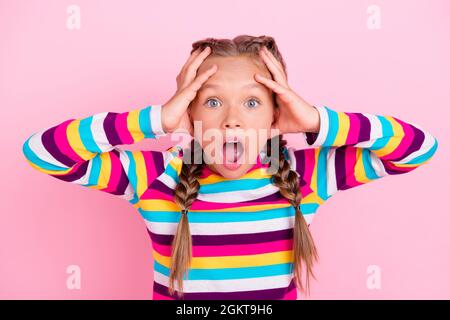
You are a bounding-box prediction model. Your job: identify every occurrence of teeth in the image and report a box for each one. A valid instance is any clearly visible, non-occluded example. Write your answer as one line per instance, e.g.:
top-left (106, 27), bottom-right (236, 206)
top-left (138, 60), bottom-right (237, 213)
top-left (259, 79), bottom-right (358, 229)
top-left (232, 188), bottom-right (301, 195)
top-left (225, 136), bottom-right (241, 143)
top-left (222, 140), bottom-right (244, 164)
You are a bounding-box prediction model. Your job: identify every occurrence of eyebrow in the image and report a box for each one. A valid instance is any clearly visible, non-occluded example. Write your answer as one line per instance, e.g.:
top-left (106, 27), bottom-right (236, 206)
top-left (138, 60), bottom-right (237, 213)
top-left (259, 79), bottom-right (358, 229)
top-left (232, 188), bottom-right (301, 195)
top-left (201, 83), bottom-right (266, 91)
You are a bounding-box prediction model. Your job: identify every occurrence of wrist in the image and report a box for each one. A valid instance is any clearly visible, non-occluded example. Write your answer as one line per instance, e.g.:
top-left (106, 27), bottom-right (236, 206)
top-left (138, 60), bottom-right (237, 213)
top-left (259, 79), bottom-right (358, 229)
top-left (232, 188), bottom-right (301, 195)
top-left (302, 105), bottom-right (328, 147)
top-left (156, 104), bottom-right (170, 135)
top-left (302, 105), bottom-right (320, 133)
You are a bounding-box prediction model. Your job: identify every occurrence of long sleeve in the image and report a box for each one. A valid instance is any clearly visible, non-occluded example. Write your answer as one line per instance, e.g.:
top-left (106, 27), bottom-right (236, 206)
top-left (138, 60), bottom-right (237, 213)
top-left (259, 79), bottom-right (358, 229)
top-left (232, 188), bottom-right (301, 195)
top-left (22, 104), bottom-right (168, 204)
top-left (291, 105), bottom-right (439, 203)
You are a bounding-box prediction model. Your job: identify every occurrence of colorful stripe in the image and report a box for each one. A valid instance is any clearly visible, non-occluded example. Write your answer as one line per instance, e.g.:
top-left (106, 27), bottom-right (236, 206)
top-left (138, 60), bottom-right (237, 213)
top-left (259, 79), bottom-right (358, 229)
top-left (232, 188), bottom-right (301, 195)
top-left (22, 105), bottom-right (166, 200)
top-left (153, 278), bottom-right (297, 300)
top-left (22, 103), bottom-right (438, 300)
top-left (297, 105), bottom-right (438, 200)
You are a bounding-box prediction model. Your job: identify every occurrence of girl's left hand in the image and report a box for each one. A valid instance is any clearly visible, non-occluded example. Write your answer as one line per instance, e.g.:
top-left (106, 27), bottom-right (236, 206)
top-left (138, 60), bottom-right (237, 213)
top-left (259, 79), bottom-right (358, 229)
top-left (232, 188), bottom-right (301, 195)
top-left (254, 46), bottom-right (320, 135)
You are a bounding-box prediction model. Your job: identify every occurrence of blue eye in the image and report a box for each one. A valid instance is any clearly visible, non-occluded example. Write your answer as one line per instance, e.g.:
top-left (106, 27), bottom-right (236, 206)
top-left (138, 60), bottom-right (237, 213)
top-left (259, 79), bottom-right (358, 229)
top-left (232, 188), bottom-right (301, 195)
top-left (205, 97), bottom-right (260, 108)
top-left (205, 98), bottom-right (221, 108)
top-left (246, 98), bottom-right (260, 108)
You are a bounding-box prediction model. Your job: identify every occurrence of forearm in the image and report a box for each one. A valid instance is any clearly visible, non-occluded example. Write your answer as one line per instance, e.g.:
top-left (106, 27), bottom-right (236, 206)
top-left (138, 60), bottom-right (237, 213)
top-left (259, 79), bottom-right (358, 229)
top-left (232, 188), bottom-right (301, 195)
top-left (302, 105), bottom-right (439, 171)
top-left (22, 104), bottom-right (166, 173)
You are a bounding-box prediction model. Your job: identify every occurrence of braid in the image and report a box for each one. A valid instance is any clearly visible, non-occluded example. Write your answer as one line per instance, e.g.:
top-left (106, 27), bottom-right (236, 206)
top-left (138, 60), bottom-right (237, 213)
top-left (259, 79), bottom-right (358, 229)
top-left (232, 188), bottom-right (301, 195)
top-left (191, 34), bottom-right (288, 79)
top-left (266, 135), bottom-right (319, 295)
top-left (169, 139), bottom-right (204, 298)
top-left (165, 35), bottom-right (317, 298)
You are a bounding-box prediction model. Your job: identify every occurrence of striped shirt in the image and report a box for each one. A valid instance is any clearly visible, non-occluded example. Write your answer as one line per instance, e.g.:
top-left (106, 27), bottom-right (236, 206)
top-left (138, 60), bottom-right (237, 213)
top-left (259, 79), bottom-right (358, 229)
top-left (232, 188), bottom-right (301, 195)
top-left (22, 104), bottom-right (438, 300)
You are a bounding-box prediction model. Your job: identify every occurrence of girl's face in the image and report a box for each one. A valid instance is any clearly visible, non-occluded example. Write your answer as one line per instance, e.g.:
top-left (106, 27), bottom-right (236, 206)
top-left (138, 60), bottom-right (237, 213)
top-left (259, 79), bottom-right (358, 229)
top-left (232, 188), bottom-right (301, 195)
top-left (189, 55), bottom-right (279, 179)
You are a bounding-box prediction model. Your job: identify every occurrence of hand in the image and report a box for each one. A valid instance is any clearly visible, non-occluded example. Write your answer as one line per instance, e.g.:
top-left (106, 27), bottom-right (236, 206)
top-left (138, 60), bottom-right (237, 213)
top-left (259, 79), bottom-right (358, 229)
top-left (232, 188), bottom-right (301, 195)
top-left (254, 46), bottom-right (320, 135)
top-left (161, 46), bottom-right (218, 135)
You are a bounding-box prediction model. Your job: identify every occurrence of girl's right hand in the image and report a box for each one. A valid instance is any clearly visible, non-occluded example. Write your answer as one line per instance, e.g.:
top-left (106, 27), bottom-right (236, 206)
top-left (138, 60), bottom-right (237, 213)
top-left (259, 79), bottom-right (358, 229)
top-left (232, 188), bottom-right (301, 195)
top-left (161, 46), bottom-right (218, 136)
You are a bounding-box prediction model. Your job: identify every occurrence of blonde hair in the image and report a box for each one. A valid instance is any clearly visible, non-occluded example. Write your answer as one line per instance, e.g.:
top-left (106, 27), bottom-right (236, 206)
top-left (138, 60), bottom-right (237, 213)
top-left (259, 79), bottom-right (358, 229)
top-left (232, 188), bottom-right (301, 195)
top-left (169, 35), bottom-right (319, 298)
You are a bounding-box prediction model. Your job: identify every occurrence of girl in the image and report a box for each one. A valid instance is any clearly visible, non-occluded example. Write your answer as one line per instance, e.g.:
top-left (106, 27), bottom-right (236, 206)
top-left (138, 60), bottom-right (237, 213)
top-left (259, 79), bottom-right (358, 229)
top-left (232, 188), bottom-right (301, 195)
top-left (22, 35), bottom-right (438, 300)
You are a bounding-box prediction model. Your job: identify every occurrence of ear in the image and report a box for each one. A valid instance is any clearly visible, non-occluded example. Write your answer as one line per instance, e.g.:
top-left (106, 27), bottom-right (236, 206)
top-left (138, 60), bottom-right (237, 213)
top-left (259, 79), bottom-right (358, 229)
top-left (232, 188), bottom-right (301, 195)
top-left (270, 107), bottom-right (280, 138)
top-left (272, 106), bottom-right (280, 126)
top-left (187, 105), bottom-right (193, 120)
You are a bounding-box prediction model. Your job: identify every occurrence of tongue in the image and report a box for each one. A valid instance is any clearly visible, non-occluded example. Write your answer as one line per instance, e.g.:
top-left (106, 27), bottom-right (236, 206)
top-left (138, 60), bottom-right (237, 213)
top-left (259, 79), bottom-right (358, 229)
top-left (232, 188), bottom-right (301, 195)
top-left (223, 143), bottom-right (237, 163)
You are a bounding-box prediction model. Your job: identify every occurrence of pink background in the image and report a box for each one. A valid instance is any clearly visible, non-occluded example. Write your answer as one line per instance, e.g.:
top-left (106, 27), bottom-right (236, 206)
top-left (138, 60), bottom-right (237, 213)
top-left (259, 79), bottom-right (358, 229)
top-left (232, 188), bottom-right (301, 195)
top-left (1, 0), bottom-right (448, 299)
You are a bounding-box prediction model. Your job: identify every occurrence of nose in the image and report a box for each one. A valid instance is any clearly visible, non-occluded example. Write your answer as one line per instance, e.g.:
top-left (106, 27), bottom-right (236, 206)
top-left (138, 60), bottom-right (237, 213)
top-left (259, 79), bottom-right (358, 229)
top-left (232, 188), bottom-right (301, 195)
top-left (222, 106), bottom-right (243, 130)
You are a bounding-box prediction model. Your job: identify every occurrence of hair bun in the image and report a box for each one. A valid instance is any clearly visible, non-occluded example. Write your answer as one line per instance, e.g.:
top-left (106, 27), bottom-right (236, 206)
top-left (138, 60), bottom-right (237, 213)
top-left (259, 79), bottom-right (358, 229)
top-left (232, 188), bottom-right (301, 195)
top-left (256, 35), bottom-right (275, 49)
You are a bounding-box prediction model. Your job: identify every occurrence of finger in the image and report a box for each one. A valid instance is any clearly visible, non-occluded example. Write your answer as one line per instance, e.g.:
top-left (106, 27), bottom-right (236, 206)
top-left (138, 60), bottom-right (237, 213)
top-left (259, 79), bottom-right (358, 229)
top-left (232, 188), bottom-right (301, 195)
top-left (184, 46), bottom-right (212, 80)
top-left (168, 65), bottom-right (217, 116)
top-left (181, 47), bottom-right (203, 72)
top-left (177, 48), bottom-right (203, 90)
top-left (182, 64), bottom-right (218, 102)
top-left (259, 48), bottom-right (283, 77)
top-left (254, 73), bottom-right (288, 96)
top-left (189, 64), bottom-right (218, 91)
top-left (178, 47), bottom-right (211, 87)
top-left (259, 48), bottom-right (287, 86)
top-left (177, 47), bottom-right (212, 92)
top-left (262, 47), bottom-right (286, 76)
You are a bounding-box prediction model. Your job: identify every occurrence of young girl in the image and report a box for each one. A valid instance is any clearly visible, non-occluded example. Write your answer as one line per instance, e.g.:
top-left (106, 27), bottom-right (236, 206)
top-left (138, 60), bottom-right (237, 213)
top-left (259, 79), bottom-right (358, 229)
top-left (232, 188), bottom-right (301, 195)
top-left (22, 35), bottom-right (438, 300)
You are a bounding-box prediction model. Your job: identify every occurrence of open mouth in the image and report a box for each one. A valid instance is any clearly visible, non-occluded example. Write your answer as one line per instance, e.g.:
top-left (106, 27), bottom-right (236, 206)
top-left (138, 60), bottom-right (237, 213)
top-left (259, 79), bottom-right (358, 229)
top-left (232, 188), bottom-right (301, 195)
top-left (222, 139), bottom-right (244, 170)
